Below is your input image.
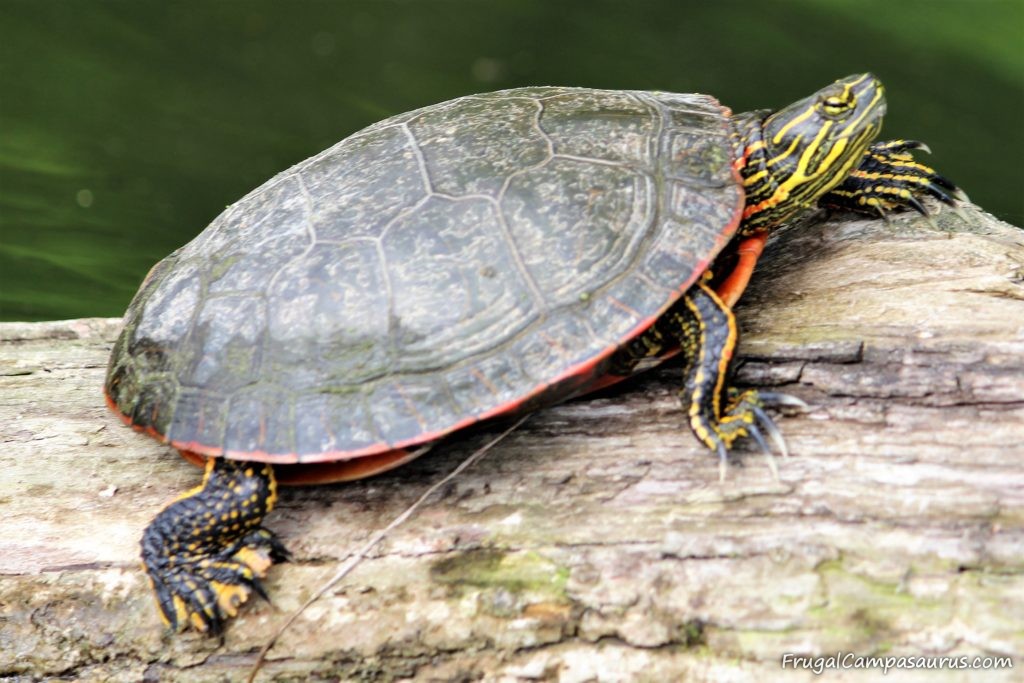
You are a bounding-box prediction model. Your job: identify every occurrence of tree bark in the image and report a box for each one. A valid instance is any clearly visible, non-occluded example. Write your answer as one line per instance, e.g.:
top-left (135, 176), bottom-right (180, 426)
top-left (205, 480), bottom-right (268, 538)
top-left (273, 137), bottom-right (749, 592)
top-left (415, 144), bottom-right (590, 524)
top-left (2, 203), bottom-right (1022, 682)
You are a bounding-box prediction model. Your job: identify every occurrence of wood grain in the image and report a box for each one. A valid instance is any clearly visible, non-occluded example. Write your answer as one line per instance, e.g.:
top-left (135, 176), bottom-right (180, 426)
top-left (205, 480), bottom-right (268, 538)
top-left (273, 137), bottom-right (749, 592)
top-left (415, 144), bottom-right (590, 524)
top-left (1, 203), bottom-right (1021, 681)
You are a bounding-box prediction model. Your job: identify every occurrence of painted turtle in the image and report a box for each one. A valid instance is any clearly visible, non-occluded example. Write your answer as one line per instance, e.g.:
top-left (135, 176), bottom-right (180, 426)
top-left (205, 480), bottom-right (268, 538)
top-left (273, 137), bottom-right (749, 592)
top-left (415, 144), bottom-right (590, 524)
top-left (105, 73), bottom-right (961, 632)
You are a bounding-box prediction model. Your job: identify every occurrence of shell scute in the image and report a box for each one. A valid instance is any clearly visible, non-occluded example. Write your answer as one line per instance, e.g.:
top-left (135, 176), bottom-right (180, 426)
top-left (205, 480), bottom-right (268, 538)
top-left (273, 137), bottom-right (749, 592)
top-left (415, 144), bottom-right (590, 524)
top-left (539, 90), bottom-right (656, 165)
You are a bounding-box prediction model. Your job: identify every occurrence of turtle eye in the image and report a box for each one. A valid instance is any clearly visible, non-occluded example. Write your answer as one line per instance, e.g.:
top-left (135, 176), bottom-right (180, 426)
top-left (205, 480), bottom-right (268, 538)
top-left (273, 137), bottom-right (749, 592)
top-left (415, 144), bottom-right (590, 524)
top-left (819, 92), bottom-right (855, 119)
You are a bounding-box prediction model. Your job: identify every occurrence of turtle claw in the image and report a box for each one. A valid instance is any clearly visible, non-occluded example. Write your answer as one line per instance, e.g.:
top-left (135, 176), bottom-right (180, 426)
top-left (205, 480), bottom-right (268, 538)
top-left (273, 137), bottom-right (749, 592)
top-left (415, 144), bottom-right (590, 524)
top-left (747, 423), bottom-right (780, 481)
top-left (889, 139), bottom-right (930, 156)
top-left (706, 389), bottom-right (794, 481)
top-left (908, 141), bottom-right (931, 155)
top-left (906, 194), bottom-right (929, 217)
top-left (140, 458), bottom-right (285, 634)
top-left (249, 576), bottom-right (270, 603)
top-left (922, 181), bottom-right (958, 208)
top-left (751, 404), bottom-right (790, 460)
top-left (758, 392), bottom-right (809, 411)
top-left (951, 201), bottom-right (972, 224)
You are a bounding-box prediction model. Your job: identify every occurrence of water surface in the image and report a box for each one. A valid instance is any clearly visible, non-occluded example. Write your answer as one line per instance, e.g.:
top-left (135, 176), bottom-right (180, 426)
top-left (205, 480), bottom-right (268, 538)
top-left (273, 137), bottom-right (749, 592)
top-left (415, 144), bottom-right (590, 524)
top-left (1, 0), bottom-right (1020, 321)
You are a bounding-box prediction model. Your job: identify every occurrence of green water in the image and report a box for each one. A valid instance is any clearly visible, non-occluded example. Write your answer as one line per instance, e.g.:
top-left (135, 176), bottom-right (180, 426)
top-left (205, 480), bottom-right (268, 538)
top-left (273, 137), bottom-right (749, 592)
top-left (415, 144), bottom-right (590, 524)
top-left (1, 0), bottom-right (1021, 321)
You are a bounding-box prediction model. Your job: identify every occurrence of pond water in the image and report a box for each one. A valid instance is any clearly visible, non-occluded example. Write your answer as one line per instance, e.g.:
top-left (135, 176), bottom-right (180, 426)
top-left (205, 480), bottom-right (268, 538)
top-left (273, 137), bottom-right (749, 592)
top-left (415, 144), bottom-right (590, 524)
top-left (1, 0), bottom-right (1021, 321)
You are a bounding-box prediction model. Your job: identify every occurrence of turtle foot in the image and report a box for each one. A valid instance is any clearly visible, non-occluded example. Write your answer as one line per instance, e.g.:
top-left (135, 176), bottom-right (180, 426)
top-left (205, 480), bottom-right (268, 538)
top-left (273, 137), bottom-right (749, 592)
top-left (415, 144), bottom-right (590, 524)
top-left (141, 458), bottom-right (286, 634)
top-left (706, 388), bottom-right (792, 483)
top-left (820, 139), bottom-right (965, 216)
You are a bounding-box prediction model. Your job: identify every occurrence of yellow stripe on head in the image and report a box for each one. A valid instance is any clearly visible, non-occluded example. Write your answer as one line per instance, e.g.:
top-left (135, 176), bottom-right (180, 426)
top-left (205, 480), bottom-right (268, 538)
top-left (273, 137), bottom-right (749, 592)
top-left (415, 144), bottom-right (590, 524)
top-left (738, 73), bottom-right (886, 231)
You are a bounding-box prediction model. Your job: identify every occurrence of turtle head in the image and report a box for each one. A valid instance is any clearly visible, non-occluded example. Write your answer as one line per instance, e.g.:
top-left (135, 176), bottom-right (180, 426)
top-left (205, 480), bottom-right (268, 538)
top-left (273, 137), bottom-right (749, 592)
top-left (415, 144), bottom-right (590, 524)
top-left (738, 73), bottom-right (886, 231)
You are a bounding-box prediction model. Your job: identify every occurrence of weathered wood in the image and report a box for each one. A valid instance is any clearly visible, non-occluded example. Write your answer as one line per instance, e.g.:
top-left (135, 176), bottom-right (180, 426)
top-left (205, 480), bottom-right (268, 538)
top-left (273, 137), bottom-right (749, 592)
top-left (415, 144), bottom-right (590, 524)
top-left (1, 203), bottom-right (1022, 682)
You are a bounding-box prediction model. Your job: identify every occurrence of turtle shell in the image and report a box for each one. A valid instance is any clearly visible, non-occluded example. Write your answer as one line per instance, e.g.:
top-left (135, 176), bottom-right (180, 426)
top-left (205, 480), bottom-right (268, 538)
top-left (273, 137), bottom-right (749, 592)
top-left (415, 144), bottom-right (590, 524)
top-left (105, 87), bottom-right (744, 464)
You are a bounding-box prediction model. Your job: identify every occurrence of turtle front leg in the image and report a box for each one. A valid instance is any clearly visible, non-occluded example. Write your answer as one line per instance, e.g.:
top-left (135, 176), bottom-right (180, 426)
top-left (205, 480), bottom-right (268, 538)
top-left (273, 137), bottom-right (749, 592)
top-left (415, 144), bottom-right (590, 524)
top-left (674, 280), bottom-right (789, 480)
top-left (608, 279), bottom-right (792, 478)
top-left (141, 457), bottom-right (289, 633)
top-left (820, 139), bottom-right (964, 216)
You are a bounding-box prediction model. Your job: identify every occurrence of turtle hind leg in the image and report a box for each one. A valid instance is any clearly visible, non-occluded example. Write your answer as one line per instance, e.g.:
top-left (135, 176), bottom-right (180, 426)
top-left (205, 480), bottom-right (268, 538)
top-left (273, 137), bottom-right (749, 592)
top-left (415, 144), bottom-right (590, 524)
top-left (821, 139), bottom-right (965, 216)
top-left (673, 280), bottom-right (789, 481)
top-left (141, 457), bottom-right (289, 633)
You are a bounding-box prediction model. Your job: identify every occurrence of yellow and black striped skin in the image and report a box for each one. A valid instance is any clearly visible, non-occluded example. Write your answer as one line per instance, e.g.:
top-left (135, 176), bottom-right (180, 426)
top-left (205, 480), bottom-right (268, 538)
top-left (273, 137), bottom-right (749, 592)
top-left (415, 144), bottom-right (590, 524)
top-left (609, 277), bottom-right (768, 465)
top-left (821, 139), bottom-right (962, 215)
top-left (732, 74), bottom-right (959, 230)
top-left (677, 281), bottom-right (760, 456)
top-left (733, 72), bottom-right (886, 233)
top-left (618, 73), bottom-right (962, 470)
top-left (140, 458), bottom-right (287, 633)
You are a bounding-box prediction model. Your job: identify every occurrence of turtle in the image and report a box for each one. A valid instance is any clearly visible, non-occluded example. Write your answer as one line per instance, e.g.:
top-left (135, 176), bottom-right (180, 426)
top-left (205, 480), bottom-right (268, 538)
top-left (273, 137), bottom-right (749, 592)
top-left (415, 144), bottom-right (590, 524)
top-left (105, 73), bottom-right (962, 633)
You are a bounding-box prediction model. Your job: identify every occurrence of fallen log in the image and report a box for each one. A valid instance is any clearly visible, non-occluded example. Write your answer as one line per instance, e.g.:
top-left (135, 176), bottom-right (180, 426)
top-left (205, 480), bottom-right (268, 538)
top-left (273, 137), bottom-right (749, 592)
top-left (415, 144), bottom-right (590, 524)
top-left (1, 202), bottom-right (1021, 681)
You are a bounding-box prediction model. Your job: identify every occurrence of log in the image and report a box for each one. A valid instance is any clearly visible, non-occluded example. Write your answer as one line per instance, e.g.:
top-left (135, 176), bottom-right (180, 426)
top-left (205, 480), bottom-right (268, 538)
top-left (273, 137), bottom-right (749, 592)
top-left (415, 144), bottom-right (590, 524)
top-left (1, 203), bottom-right (1022, 682)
